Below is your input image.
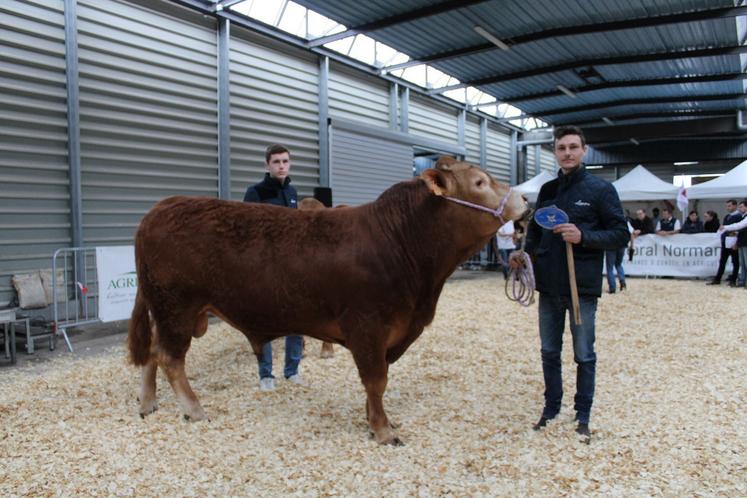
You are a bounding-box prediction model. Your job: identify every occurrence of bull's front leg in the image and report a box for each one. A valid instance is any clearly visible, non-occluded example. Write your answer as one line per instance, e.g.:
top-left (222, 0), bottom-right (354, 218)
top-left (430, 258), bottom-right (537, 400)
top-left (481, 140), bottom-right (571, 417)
top-left (349, 341), bottom-right (402, 445)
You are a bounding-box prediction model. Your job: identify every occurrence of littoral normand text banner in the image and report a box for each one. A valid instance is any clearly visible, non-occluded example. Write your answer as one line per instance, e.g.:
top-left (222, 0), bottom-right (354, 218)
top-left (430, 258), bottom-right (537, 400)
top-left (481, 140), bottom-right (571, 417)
top-left (624, 233), bottom-right (732, 278)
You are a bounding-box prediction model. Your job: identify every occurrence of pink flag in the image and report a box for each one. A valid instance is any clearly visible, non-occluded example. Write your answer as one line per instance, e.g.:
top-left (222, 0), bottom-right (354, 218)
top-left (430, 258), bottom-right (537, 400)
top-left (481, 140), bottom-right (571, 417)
top-left (677, 186), bottom-right (688, 217)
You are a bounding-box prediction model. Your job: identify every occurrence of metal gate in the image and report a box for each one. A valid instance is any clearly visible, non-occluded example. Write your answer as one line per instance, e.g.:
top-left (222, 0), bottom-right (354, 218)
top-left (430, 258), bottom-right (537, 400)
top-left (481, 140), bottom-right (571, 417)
top-left (52, 247), bottom-right (100, 352)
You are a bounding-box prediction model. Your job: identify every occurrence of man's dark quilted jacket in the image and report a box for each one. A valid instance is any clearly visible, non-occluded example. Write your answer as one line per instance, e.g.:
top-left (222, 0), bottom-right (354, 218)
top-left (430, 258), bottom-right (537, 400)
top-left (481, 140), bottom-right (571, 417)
top-left (525, 165), bottom-right (630, 297)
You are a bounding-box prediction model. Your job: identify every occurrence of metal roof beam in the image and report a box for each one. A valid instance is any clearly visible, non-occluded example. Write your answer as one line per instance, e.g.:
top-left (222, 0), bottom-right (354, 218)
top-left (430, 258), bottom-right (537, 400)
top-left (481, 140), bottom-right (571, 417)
top-left (584, 116), bottom-right (738, 144)
top-left (503, 72), bottom-right (747, 104)
top-left (537, 93), bottom-right (746, 118)
top-left (213, 0), bottom-right (246, 11)
top-left (385, 5), bottom-right (747, 72)
top-left (307, 0), bottom-right (490, 47)
top-left (431, 45), bottom-right (747, 94)
top-left (559, 110), bottom-right (735, 127)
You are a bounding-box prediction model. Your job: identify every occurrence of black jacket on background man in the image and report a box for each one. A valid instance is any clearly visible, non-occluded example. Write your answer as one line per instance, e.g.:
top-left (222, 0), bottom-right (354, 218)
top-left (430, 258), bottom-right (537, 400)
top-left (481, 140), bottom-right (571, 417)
top-left (243, 173), bottom-right (298, 208)
top-left (630, 216), bottom-right (654, 234)
top-left (526, 166), bottom-right (630, 297)
top-left (721, 211), bottom-right (744, 247)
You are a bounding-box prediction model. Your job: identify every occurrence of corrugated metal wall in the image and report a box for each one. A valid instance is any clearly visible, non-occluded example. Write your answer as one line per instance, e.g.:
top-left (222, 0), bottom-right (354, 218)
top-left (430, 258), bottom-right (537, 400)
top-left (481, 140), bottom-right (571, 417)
top-left (330, 126), bottom-right (412, 206)
top-left (540, 146), bottom-right (557, 173)
top-left (485, 123), bottom-right (510, 183)
top-left (0, 0), bottom-right (527, 307)
top-left (526, 146), bottom-right (536, 177)
top-left (230, 33), bottom-right (320, 199)
top-left (0, 0), bottom-right (69, 305)
top-left (78, 0), bottom-right (219, 246)
top-left (464, 115), bottom-right (481, 166)
top-left (328, 63), bottom-right (390, 129)
top-left (408, 94), bottom-right (459, 146)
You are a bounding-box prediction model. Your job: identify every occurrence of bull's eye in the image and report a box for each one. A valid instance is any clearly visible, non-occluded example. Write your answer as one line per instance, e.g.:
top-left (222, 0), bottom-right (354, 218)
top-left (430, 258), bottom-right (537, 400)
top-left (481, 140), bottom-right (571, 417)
top-left (476, 179), bottom-right (484, 187)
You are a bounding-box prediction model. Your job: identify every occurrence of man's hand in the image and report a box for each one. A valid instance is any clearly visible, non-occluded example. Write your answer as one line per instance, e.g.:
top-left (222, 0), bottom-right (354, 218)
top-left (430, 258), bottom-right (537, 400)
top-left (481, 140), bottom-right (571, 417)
top-left (553, 223), bottom-right (582, 244)
top-left (508, 251), bottom-right (525, 269)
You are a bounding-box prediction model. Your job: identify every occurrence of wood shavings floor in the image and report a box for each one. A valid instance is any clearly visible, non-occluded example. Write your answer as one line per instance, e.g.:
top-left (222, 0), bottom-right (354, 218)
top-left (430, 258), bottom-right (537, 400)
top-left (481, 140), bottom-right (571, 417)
top-left (1, 277), bottom-right (745, 496)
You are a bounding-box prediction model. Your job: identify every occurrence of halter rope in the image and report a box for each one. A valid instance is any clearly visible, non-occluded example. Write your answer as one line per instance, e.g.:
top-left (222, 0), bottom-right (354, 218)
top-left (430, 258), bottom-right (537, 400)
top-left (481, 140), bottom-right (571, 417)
top-left (443, 187), bottom-right (513, 225)
top-left (443, 190), bottom-right (535, 306)
top-left (505, 229), bottom-right (535, 306)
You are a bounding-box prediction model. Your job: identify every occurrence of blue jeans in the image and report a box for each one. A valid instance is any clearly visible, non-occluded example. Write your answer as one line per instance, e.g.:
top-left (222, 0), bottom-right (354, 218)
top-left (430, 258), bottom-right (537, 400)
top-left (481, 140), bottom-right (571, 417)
top-left (605, 247), bottom-right (625, 292)
top-left (258, 335), bottom-right (303, 379)
top-left (538, 293), bottom-right (598, 425)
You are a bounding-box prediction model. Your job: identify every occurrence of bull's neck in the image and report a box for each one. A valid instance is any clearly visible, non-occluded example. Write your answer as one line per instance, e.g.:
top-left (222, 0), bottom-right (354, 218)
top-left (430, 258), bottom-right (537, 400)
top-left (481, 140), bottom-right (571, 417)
top-left (368, 181), bottom-right (490, 289)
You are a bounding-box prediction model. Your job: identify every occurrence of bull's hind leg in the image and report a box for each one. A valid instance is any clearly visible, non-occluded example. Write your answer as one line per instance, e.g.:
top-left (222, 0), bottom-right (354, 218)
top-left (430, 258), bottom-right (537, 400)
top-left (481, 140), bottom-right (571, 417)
top-left (138, 356), bottom-right (159, 417)
top-left (160, 352), bottom-right (207, 422)
top-left (151, 307), bottom-right (208, 422)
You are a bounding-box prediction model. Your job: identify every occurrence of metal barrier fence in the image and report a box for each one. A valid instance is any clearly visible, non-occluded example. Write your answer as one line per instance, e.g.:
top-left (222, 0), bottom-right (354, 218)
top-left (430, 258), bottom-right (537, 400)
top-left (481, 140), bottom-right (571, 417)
top-left (52, 247), bottom-right (100, 352)
top-left (463, 241), bottom-right (501, 270)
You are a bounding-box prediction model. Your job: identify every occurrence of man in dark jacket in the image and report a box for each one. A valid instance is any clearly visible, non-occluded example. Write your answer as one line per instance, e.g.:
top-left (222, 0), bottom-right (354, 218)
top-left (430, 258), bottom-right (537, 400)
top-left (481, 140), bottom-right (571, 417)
top-left (243, 144), bottom-right (302, 391)
top-left (511, 126), bottom-right (629, 440)
top-left (707, 199), bottom-right (741, 286)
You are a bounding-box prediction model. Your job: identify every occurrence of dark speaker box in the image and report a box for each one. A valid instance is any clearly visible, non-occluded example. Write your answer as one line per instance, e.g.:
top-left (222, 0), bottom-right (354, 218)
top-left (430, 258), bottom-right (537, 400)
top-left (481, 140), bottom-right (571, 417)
top-left (313, 187), bottom-right (333, 208)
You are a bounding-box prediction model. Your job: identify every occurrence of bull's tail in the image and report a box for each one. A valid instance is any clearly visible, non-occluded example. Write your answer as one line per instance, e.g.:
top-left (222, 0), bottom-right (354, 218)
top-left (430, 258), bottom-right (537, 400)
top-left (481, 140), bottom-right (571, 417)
top-left (128, 289), bottom-right (151, 366)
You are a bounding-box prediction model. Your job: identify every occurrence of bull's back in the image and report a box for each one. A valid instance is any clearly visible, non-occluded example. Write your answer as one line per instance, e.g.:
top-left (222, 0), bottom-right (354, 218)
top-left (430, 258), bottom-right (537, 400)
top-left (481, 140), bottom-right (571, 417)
top-left (135, 196), bottom-right (374, 329)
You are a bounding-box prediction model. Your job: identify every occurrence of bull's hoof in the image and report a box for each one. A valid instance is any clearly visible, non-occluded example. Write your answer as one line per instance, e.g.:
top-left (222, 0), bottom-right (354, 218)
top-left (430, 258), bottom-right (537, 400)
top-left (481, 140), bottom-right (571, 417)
top-left (371, 427), bottom-right (404, 446)
top-left (319, 351), bottom-right (334, 359)
top-left (138, 402), bottom-right (158, 419)
top-left (183, 409), bottom-right (208, 422)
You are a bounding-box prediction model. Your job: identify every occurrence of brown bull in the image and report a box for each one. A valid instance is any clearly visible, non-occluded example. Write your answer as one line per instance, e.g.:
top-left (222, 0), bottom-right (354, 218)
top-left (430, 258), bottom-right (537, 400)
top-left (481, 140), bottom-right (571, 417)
top-left (299, 197), bottom-right (341, 359)
top-left (128, 157), bottom-right (528, 445)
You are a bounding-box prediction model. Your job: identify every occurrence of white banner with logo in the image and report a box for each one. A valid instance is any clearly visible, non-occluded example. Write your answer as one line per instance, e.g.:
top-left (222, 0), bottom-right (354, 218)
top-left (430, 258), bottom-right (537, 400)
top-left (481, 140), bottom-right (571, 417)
top-left (96, 246), bottom-right (137, 322)
top-left (622, 233), bottom-right (732, 278)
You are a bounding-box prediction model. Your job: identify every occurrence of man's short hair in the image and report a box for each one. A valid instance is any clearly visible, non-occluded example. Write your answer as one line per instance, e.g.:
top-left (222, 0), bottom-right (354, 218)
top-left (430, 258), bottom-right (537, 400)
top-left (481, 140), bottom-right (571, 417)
top-left (727, 199), bottom-right (737, 206)
top-left (265, 144), bottom-right (290, 163)
top-left (740, 199), bottom-right (747, 207)
top-left (553, 125), bottom-right (586, 147)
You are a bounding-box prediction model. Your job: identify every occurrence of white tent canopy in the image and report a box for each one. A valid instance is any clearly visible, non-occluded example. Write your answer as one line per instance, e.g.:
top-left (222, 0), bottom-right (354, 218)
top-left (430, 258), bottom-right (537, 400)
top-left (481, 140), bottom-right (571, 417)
top-left (612, 164), bottom-right (679, 201)
top-left (513, 170), bottom-right (555, 202)
top-left (687, 159), bottom-right (747, 199)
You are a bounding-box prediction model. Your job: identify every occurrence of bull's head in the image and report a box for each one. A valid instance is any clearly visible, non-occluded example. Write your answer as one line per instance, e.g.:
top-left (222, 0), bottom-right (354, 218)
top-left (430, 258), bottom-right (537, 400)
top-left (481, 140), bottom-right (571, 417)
top-left (421, 156), bottom-right (530, 229)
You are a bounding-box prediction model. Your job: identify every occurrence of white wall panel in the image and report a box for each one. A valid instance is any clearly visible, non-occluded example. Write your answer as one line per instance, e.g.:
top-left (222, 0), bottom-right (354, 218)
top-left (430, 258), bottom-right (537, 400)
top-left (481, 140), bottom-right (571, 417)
top-left (230, 33), bottom-right (320, 199)
top-left (329, 63), bottom-right (389, 129)
top-left (78, 0), bottom-right (219, 246)
top-left (0, 0), bottom-right (68, 305)
top-left (485, 123), bottom-right (511, 183)
top-left (409, 94), bottom-right (458, 146)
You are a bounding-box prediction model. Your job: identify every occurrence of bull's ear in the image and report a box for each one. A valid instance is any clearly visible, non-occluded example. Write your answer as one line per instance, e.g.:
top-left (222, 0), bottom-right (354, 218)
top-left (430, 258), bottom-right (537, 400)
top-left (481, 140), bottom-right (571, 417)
top-left (435, 156), bottom-right (457, 171)
top-left (421, 168), bottom-right (451, 196)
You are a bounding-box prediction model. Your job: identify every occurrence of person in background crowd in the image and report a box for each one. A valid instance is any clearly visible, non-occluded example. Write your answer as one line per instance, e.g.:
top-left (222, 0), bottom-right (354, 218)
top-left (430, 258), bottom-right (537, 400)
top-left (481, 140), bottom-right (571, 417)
top-left (510, 125), bottom-right (629, 441)
top-left (651, 207), bottom-right (661, 230)
top-left (680, 210), bottom-right (704, 234)
top-left (655, 208), bottom-right (680, 235)
top-left (707, 199), bottom-right (741, 286)
top-left (244, 144), bottom-right (304, 391)
top-left (630, 208), bottom-right (655, 236)
top-left (495, 220), bottom-right (516, 279)
top-left (605, 242), bottom-right (627, 294)
top-left (719, 199), bottom-right (747, 288)
top-left (703, 210), bottom-right (720, 233)
top-left (628, 209), bottom-right (655, 262)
